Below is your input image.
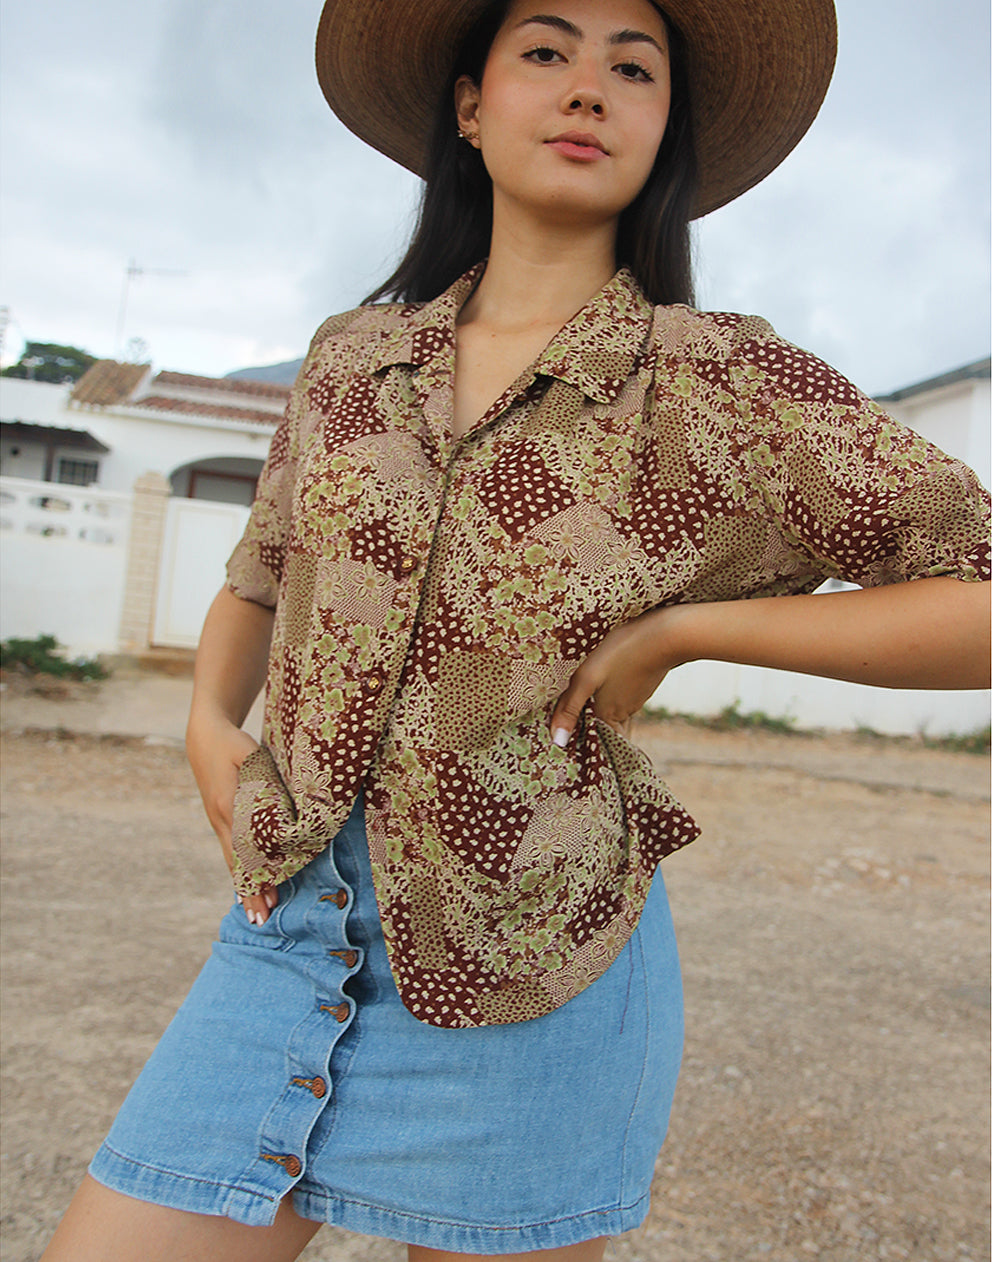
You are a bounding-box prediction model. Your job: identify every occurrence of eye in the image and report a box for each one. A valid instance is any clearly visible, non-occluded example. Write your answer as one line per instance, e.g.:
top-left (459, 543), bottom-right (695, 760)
top-left (522, 44), bottom-right (566, 65)
top-left (615, 60), bottom-right (654, 83)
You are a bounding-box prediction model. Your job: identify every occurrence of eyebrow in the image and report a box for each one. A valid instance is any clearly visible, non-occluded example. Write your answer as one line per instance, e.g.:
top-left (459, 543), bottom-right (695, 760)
top-left (514, 15), bottom-right (667, 57)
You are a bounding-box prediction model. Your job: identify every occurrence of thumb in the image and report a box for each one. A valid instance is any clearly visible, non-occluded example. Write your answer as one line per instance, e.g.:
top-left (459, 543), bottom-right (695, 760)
top-left (550, 673), bottom-right (596, 747)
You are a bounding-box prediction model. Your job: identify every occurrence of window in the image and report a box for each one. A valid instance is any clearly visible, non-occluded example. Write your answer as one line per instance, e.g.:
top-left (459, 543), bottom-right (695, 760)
top-left (57, 458), bottom-right (99, 486)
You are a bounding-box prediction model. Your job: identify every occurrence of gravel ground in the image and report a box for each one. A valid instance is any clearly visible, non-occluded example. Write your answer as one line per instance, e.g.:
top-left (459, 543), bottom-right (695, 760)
top-left (1, 680), bottom-right (988, 1261)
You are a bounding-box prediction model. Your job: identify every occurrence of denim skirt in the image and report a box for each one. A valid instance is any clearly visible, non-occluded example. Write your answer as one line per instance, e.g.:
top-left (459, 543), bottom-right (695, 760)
top-left (90, 797), bottom-right (684, 1254)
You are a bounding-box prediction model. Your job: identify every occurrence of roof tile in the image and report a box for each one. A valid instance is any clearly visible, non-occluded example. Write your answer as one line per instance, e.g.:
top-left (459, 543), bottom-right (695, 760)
top-left (132, 396), bottom-right (280, 425)
top-left (71, 360), bottom-right (151, 406)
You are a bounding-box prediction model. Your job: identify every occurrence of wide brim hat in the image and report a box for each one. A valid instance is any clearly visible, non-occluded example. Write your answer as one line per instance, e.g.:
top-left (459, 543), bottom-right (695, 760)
top-left (315, 0), bottom-right (837, 219)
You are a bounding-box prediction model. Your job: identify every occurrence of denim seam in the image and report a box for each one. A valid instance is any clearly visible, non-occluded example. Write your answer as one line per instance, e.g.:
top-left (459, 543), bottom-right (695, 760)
top-left (97, 1140), bottom-right (278, 1204)
top-left (293, 1185), bottom-right (649, 1231)
top-left (617, 926), bottom-right (651, 1205)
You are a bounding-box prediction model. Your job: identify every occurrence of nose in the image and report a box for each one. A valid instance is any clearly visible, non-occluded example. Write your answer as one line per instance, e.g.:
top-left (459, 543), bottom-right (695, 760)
top-left (560, 59), bottom-right (607, 118)
top-left (566, 91), bottom-right (605, 117)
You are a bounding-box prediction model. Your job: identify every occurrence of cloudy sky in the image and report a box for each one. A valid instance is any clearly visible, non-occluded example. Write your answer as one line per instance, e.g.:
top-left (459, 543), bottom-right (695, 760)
top-left (1, 0), bottom-right (989, 396)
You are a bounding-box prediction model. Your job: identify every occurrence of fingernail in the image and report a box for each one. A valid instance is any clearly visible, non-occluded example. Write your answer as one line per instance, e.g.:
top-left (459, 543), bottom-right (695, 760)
top-left (552, 727), bottom-right (570, 748)
top-left (247, 909), bottom-right (258, 925)
top-left (263, 890), bottom-right (276, 909)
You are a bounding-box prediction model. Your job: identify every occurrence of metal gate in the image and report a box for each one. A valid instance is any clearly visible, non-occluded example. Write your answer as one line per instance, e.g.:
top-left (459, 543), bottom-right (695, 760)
top-left (152, 497), bottom-right (251, 648)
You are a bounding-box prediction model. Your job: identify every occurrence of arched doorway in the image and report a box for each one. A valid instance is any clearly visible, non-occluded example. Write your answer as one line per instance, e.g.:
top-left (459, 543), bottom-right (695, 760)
top-left (170, 456), bottom-right (264, 507)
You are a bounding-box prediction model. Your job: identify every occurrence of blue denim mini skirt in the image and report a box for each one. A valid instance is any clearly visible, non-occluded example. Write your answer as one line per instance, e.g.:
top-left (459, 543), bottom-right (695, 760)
top-left (90, 797), bottom-right (684, 1254)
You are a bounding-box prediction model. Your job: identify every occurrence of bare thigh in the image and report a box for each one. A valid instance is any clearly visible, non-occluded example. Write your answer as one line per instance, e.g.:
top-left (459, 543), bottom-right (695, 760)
top-left (41, 1175), bottom-right (321, 1262)
top-left (408, 1241), bottom-right (608, 1262)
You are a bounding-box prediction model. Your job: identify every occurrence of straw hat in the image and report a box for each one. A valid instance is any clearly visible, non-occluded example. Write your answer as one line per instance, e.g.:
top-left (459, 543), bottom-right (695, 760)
top-left (315, 0), bottom-right (837, 218)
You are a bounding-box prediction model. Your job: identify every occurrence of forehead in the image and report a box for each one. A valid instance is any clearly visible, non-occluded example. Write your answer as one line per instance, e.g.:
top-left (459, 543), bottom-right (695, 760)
top-left (499, 0), bottom-right (669, 43)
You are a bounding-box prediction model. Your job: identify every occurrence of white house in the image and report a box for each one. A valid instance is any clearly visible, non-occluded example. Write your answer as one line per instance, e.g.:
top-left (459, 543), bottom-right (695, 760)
top-left (1, 355), bottom-right (988, 736)
top-left (1, 364), bottom-right (285, 656)
top-left (1, 363), bottom-right (286, 502)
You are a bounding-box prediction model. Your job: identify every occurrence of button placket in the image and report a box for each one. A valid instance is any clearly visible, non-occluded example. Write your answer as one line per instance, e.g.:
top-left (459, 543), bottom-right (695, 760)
top-left (256, 844), bottom-right (360, 1193)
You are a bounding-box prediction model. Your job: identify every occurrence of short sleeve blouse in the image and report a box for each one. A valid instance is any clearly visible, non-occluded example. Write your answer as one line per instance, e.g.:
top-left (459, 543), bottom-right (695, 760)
top-left (226, 265), bottom-right (990, 1027)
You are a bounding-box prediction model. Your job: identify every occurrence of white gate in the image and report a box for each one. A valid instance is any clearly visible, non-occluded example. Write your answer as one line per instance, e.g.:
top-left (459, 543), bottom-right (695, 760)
top-left (153, 498), bottom-right (250, 648)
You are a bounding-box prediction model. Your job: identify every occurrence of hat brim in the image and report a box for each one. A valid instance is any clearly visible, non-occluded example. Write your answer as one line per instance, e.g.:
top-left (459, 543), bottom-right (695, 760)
top-left (315, 0), bottom-right (837, 218)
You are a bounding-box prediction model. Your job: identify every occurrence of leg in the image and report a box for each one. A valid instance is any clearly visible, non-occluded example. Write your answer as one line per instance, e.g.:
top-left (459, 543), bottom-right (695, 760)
top-left (41, 1175), bottom-right (321, 1262)
top-left (408, 1240), bottom-right (608, 1262)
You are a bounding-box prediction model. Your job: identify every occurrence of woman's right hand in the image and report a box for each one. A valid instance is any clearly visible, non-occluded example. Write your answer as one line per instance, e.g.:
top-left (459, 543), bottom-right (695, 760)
top-left (186, 706), bottom-right (277, 924)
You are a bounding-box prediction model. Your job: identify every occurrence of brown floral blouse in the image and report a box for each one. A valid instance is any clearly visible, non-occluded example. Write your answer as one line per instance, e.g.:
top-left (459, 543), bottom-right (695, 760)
top-left (227, 263), bottom-right (990, 1028)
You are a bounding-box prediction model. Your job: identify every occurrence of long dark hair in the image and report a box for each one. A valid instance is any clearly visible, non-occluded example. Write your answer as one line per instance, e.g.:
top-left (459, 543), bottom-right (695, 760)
top-left (365, 1), bottom-right (698, 307)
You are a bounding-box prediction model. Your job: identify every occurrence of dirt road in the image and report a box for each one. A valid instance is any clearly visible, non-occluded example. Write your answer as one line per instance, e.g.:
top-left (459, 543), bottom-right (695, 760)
top-left (1, 675), bottom-right (988, 1261)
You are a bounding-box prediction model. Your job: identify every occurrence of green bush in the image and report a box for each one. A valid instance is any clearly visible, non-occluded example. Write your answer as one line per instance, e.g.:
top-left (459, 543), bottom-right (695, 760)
top-left (642, 700), bottom-right (802, 736)
top-left (0, 634), bottom-right (108, 681)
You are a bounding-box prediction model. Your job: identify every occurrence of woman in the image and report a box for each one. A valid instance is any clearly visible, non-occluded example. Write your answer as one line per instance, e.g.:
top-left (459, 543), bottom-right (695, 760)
top-left (44, 0), bottom-right (990, 1259)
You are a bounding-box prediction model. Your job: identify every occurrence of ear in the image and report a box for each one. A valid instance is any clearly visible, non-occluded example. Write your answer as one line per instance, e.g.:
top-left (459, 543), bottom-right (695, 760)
top-left (454, 74), bottom-right (482, 145)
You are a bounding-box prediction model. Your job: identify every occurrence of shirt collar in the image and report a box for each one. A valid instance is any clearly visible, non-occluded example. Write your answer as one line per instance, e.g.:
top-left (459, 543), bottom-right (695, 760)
top-left (368, 263), bottom-right (655, 405)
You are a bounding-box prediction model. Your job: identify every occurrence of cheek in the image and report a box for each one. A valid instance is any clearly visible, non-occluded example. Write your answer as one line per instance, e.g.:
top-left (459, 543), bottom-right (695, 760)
top-left (630, 104), bottom-right (671, 178)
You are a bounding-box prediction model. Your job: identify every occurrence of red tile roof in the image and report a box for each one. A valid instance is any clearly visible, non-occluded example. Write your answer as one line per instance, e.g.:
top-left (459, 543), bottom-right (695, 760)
top-left (154, 371), bottom-right (290, 401)
top-left (71, 360), bottom-right (151, 406)
top-left (131, 396), bottom-right (280, 425)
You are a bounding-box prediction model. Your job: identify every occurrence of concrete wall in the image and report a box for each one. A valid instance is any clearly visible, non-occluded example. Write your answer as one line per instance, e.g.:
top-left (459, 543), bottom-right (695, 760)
top-left (0, 476), bottom-right (131, 657)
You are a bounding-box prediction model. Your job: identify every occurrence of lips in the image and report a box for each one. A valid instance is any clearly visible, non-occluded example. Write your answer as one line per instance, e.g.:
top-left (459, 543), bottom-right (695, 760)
top-left (547, 130), bottom-right (609, 155)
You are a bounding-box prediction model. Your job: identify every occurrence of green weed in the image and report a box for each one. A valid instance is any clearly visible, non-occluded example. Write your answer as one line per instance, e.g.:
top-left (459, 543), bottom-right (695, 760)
top-left (0, 634), bottom-right (108, 681)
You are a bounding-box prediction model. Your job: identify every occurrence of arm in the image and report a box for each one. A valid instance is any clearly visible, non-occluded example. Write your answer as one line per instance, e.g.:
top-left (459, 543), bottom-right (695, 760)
top-left (186, 585), bottom-right (276, 921)
top-left (550, 577), bottom-right (991, 742)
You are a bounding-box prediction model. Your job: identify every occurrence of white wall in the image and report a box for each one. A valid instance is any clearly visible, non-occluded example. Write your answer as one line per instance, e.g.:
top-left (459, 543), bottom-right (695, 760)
top-left (0, 378), bottom-right (72, 425)
top-left (0, 477), bottom-right (131, 657)
top-left (655, 659), bottom-right (990, 738)
top-left (0, 379), bottom-right (87, 482)
top-left (74, 407), bottom-right (275, 493)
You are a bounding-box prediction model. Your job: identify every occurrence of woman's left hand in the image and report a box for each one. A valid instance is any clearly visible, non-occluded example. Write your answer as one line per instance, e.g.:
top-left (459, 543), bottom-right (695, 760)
top-left (549, 607), bottom-right (679, 746)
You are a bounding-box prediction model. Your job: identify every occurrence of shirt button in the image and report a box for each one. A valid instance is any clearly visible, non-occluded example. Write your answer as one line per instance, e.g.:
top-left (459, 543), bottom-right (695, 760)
top-left (309, 1076), bottom-right (328, 1099)
top-left (400, 555), bottom-right (416, 572)
top-left (320, 888), bottom-right (349, 909)
top-left (365, 674), bottom-right (382, 692)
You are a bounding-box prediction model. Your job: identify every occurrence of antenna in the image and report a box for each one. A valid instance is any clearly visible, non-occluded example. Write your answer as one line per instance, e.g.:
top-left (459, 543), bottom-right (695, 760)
top-left (114, 257), bottom-right (187, 358)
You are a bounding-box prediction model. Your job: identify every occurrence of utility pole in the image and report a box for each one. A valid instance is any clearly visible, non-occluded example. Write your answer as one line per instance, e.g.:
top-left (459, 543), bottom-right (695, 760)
top-left (114, 258), bottom-right (187, 359)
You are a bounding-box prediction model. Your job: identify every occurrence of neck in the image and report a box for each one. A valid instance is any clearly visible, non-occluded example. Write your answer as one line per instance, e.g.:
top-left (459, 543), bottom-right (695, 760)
top-left (459, 194), bottom-right (619, 333)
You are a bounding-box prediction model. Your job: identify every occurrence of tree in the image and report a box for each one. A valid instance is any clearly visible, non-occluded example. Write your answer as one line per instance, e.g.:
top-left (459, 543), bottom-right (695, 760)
top-left (2, 342), bottom-right (96, 384)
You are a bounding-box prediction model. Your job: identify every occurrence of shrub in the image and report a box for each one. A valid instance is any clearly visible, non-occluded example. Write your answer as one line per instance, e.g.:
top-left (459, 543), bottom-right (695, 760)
top-left (0, 634), bottom-right (108, 681)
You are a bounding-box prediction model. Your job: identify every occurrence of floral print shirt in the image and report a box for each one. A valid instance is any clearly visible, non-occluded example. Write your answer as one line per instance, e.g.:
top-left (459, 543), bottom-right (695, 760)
top-left (227, 264), bottom-right (990, 1028)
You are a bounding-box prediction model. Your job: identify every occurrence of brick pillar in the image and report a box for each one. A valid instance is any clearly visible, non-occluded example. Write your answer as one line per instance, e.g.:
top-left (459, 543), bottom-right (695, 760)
top-left (118, 472), bottom-right (171, 651)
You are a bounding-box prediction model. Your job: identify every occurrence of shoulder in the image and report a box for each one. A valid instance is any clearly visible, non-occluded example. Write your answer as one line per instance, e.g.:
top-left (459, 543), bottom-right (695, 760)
top-left (309, 300), bottom-right (414, 347)
top-left (303, 300), bottom-right (415, 374)
top-left (647, 305), bottom-right (870, 411)
top-left (287, 299), bottom-right (426, 388)
top-left (647, 305), bottom-right (775, 363)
